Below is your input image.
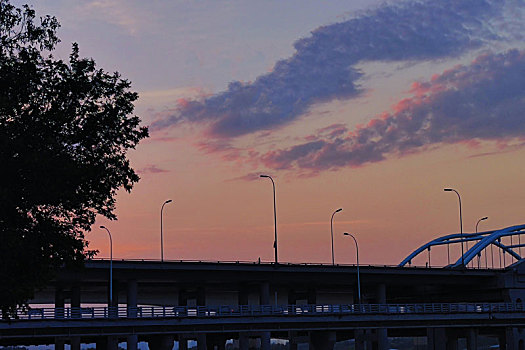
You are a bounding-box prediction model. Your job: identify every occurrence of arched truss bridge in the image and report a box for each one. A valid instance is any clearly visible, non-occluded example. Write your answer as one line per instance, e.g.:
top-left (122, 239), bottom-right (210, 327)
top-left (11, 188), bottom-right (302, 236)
top-left (399, 224), bottom-right (525, 268)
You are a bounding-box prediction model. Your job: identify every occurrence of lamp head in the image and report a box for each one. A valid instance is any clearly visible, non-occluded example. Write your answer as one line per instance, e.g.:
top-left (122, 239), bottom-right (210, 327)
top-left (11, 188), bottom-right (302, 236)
top-left (336, 208), bottom-right (343, 213)
top-left (260, 174), bottom-right (269, 178)
top-left (165, 199), bottom-right (172, 204)
top-left (343, 232), bottom-right (349, 236)
top-left (444, 188), bottom-right (453, 192)
top-left (100, 225), bottom-right (106, 229)
top-left (481, 216), bottom-right (488, 220)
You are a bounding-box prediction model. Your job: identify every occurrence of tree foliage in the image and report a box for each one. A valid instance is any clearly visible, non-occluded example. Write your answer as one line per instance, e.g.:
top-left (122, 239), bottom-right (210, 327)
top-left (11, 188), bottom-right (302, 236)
top-left (0, 0), bottom-right (148, 317)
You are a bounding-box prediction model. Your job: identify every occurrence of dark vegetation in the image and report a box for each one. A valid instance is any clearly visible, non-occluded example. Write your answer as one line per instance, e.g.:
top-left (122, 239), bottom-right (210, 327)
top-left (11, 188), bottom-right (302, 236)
top-left (0, 0), bottom-right (148, 317)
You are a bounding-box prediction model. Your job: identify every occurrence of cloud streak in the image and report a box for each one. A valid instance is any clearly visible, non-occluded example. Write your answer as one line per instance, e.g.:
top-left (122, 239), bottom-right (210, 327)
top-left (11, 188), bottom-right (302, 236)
top-left (80, 0), bottom-right (155, 35)
top-left (137, 165), bottom-right (169, 175)
top-left (261, 49), bottom-right (525, 171)
top-left (151, 0), bottom-right (506, 138)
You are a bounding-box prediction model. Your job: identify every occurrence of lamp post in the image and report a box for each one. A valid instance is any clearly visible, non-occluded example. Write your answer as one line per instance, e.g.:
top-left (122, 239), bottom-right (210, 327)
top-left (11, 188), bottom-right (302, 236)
top-left (260, 175), bottom-right (278, 264)
top-left (331, 208), bottom-right (343, 265)
top-left (444, 188), bottom-right (464, 266)
top-left (99, 226), bottom-right (113, 307)
top-left (343, 232), bottom-right (361, 304)
top-left (475, 216), bottom-right (489, 269)
top-left (476, 216), bottom-right (488, 233)
top-left (160, 199), bottom-right (172, 262)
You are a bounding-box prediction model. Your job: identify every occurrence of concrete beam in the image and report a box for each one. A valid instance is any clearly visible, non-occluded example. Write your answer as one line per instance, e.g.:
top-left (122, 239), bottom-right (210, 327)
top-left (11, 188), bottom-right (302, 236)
top-left (128, 334), bottom-right (138, 350)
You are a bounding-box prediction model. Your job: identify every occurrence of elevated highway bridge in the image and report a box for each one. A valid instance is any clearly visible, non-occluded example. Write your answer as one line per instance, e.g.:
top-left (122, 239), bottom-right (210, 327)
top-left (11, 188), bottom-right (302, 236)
top-left (3, 224), bottom-right (525, 350)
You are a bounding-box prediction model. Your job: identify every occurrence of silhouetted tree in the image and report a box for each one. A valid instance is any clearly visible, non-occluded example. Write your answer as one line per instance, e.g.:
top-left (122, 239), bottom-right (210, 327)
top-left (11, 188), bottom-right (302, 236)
top-left (0, 0), bottom-right (148, 317)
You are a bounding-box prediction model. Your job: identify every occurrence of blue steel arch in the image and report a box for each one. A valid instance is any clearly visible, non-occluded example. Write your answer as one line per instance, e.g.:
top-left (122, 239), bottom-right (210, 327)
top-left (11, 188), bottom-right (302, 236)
top-left (399, 224), bottom-right (525, 268)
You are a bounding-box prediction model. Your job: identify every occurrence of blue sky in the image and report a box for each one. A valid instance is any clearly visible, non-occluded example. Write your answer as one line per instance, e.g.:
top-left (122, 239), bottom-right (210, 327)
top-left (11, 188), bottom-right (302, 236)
top-left (13, 0), bottom-right (525, 266)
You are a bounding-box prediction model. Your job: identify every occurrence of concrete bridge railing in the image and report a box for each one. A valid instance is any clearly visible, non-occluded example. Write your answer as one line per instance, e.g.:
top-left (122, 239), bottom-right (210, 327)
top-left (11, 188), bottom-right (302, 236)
top-left (3, 302), bottom-right (525, 321)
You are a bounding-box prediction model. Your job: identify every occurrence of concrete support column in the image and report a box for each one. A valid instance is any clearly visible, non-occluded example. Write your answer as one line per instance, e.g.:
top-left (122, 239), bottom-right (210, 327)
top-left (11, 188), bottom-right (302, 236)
top-left (259, 282), bottom-right (271, 350)
top-left (288, 289), bottom-right (296, 305)
top-left (467, 329), bottom-right (478, 350)
top-left (197, 334), bottom-right (207, 350)
top-left (310, 331), bottom-right (336, 350)
top-left (376, 284), bottom-right (386, 303)
top-left (446, 331), bottom-right (457, 350)
top-left (307, 288), bottom-right (316, 304)
top-left (505, 327), bottom-right (522, 350)
top-left (107, 336), bottom-right (118, 350)
top-left (427, 328), bottom-right (447, 350)
top-left (178, 336), bottom-right (188, 350)
top-left (499, 333), bottom-right (508, 350)
top-left (197, 286), bottom-right (206, 306)
top-left (238, 285), bottom-right (249, 305)
top-left (178, 289), bottom-right (187, 306)
top-left (127, 279), bottom-right (138, 317)
top-left (55, 337), bottom-right (65, 350)
top-left (375, 329), bottom-right (388, 350)
top-left (71, 285), bottom-right (81, 307)
top-left (261, 332), bottom-right (271, 350)
top-left (239, 333), bottom-right (249, 350)
top-left (375, 284), bottom-right (388, 350)
top-left (288, 332), bottom-right (298, 350)
top-left (70, 336), bottom-right (81, 350)
top-left (71, 284), bottom-right (81, 319)
top-left (512, 327), bottom-right (525, 350)
top-left (365, 329), bottom-right (374, 350)
top-left (355, 330), bottom-right (365, 350)
top-left (260, 282), bottom-right (270, 305)
top-left (426, 328), bottom-right (435, 350)
top-left (127, 335), bottom-right (138, 350)
top-left (55, 288), bottom-right (65, 319)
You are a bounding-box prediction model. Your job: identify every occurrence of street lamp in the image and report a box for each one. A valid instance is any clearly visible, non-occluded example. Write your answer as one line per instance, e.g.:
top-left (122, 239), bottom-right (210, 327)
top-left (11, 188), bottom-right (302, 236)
top-left (444, 188), bottom-right (464, 267)
top-left (160, 199), bottom-right (172, 262)
top-left (99, 226), bottom-right (113, 307)
top-left (260, 175), bottom-right (278, 264)
top-left (343, 232), bottom-right (361, 304)
top-left (331, 208), bottom-right (343, 265)
top-left (474, 216), bottom-right (489, 269)
top-left (476, 216), bottom-right (488, 233)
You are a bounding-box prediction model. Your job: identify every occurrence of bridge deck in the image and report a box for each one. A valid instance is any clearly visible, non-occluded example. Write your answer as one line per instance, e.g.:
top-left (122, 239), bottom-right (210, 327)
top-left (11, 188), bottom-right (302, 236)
top-left (2, 303), bottom-right (525, 341)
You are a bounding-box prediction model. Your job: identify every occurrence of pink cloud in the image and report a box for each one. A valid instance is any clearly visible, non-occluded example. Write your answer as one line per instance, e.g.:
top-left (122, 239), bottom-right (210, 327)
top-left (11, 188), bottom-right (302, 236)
top-left (259, 49), bottom-right (525, 171)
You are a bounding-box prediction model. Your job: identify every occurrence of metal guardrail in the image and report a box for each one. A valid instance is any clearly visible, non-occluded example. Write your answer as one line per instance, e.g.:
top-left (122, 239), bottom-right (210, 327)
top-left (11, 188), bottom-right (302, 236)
top-left (89, 258), bottom-right (394, 268)
top-left (3, 303), bottom-right (525, 321)
top-left (88, 258), bottom-right (506, 270)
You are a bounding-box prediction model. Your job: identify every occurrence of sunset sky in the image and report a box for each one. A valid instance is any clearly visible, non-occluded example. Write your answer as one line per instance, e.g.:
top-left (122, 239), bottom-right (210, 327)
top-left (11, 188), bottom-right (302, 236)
top-left (15, 0), bottom-right (525, 266)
